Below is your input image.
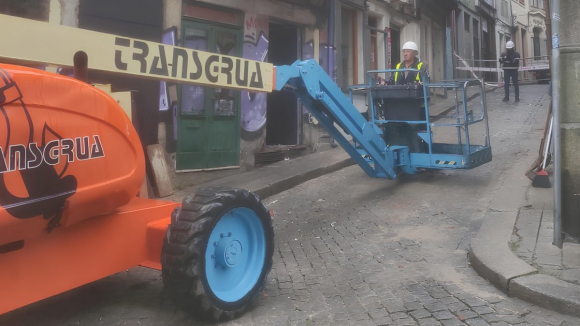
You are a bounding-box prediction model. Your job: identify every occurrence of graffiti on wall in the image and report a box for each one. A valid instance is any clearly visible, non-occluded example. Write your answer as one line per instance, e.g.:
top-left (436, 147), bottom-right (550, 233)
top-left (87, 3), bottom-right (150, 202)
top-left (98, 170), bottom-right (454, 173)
top-left (241, 14), bottom-right (269, 141)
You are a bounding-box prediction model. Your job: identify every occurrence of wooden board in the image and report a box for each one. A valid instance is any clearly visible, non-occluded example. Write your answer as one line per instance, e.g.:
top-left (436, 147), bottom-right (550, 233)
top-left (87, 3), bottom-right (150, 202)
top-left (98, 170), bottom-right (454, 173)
top-left (146, 144), bottom-right (173, 198)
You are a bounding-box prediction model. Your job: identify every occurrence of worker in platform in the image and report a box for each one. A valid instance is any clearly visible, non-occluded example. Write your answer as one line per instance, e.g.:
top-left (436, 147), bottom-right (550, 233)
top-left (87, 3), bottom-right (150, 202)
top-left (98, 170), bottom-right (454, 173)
top-left (381, 41), bottom-right (429, 85)
top-left (499, 41), bottom-right (520, 102)
top-left (377, 41), bottom-right (429, 153)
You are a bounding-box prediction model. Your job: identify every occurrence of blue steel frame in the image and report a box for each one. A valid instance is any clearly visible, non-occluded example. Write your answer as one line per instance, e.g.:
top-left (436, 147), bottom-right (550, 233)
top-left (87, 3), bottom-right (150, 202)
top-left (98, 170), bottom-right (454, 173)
top-left (274, 60), bottom-right (492, 180)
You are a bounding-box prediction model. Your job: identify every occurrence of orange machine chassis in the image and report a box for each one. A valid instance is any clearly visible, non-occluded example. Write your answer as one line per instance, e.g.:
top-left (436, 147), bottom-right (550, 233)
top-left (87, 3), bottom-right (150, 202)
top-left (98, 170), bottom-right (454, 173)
top-left (0, 198), bottom-right (177, 315)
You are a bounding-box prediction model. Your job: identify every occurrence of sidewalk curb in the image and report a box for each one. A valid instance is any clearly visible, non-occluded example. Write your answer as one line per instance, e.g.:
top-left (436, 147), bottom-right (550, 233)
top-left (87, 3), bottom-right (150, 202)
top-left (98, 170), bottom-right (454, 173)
top-left (510, 274), bottom-right (580, 318)
top-left (469, 211), bottom-right (538, 292)
top-left (250, 157), bottom-right (355, 201)
top-left (167, 151), bottom-right (355, 203)
top-left (470, 196), bottom-right (580, 318)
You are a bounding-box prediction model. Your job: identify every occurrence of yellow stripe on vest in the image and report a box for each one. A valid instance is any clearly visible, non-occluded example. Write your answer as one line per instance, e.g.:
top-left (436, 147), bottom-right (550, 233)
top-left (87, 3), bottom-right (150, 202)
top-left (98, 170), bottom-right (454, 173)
top-left (395, 62), bottom-right (423, 83)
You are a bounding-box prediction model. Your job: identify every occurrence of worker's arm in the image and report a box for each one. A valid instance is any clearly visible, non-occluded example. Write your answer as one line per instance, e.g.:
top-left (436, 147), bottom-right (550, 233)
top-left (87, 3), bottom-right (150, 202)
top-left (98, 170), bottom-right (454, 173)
top-left (513, 52), bottom-right (520, 65)
top-left (419, 63), bottom-right (429, 84)
top-left (387, 72), bottom-right (396, 85)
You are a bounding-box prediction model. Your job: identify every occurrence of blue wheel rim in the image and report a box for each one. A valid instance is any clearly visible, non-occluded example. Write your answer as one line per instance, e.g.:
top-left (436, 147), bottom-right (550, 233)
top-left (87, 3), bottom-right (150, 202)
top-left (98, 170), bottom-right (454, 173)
top-left (205, 207), bottom-right (266, 302)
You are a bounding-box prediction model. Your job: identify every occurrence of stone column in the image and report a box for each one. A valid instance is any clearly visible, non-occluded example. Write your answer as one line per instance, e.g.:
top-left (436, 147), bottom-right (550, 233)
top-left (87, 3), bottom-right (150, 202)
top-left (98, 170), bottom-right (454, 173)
top-left (559, 0), bottom-right (580, 238)
top-left (163, 0), bottom-right (182, 38)
top-left (159, 0), bottom-right (182, 176)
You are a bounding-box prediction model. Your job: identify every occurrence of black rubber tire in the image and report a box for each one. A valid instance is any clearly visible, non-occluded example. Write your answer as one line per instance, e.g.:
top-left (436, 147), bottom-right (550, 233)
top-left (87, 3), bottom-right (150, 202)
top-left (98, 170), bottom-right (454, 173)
top-left (161, 186), bottom-right (274, 321)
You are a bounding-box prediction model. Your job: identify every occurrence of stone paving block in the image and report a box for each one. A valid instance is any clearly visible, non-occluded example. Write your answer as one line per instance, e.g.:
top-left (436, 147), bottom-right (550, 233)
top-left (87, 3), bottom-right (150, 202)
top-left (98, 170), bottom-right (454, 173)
top-left (535, 254), bottom-right (562, 266)
top-left (489, 185), bottom-right (528, 211)
top-left (535, 243), bottom-right (562, 256)
top-left (489, 322), bottom-right (510, 326)
top-left (430, 291), bottom-right (451, 299)
top-left (455, 310), bottom-right (478, 320)
top-left (418, 317), bottom-right (442, 326)
top-left (396, 318), bottom-right (420, 326)
top-left (517, 239), bottom-right (536, 252)
top-left (385, 301), bottom-right (407, 314)
top-left (350, 312), bottom-right (371, 321)
top-left (465, 318), bottom-right (491, 326)
top-left (404, 302), bottom-right (424, 311)
top-left (472, 305), bottom-right (495, 315)
top-left (491, 302), bottom-right (519, 315)
top-left (517, 210), bottom-right (543, 222)
top-left (391, 311), bottom-right (411, 320)
top-left (500, 314), bottom-right (525, 324)
top-left (481, 314), bottom-right (502, 323)
top-left (446, 302), bottom-right (468, 313)
top-left (417, 295), bottom-right (438, 305)
top-left (331, 312), bottom-right (350, 322)
top-left (463, 298), bottom-right (487, 308)
top-left (563, 243), bottom-right (580, 269)
top-left (441, 284), bottom-right (462, 295)
top-left (423, 302), bottom-right (447, 313)
top-left (543, 210), bottom-right (554, 222)
top-left (481, 296), bottom-right (504, 305)
top-left (440, 318), bottom-right (464, 326)
top-left (410, 309), bottom-right (431, 319)
top-left (561, 269), bottom-right (580, 283)
top-left (439, 297), bottom-right (459, 305)
top-left (432, 310), bottom-right (455, 321)
top-left (407, 283), bottom-right (424, 292)
top-left (516, 228), bottom-right (539, 239)
top-left (358, 320), bottom-right (380, 326)
top-left (539, 227), bottom-right (553, 238)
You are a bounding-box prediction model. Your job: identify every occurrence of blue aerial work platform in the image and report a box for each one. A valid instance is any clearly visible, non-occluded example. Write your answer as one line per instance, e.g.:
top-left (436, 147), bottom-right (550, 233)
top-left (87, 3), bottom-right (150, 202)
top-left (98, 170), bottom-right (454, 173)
top-left (274, 59), bottom-right (492, 179)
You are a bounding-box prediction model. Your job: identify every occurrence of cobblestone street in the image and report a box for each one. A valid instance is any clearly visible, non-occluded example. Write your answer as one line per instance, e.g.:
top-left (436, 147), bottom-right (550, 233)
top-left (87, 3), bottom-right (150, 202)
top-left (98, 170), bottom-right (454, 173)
top-left (2, 85), bottom-right (578, 326)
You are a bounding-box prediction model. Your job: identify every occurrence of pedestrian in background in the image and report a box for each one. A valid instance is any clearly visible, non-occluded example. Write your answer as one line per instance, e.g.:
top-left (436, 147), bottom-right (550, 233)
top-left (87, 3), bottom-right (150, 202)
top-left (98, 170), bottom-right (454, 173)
top-left (499, 41), bottom-right (520, 102)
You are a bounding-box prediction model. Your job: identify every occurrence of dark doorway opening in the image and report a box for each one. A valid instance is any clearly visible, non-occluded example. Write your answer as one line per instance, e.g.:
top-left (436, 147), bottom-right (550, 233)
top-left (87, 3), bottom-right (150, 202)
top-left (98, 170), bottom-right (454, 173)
top-left (78, 0), bottom-right (163, 147)
top-left (266, 22), bottom-right (300, 145)
top-left (390, 27), bottom-right (401, 67)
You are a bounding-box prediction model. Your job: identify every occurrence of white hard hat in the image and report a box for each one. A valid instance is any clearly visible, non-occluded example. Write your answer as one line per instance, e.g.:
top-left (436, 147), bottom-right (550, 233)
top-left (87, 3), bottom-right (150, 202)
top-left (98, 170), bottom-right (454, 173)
top-left (506, 41), bottom-right (515, 49)
top-left (402, 41), bottom-right (419, 52)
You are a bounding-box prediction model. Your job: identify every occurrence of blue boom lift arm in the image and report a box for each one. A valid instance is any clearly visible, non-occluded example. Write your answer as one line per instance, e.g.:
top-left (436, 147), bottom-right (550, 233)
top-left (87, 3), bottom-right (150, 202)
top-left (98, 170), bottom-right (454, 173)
top-left (274, 59), bottom-right (492, 179)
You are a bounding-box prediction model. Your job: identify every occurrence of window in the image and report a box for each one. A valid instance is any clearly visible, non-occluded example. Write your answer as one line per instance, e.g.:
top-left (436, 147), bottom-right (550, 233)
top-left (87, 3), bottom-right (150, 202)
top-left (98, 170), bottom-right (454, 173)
top-left (474, 20), bottom-right (480, 61)
top-left (464, 13), bottom-right (470, 32)
top-left (533, 29), bottom-right (541, 59)
top-left (531, 0), bottom-right (545, 8)
top-left (369, 16), bottom-right (378, 71)
top-left (341, 7), bottom-right (357, 87)
top-left (502, 0), bottom-right (508, 17)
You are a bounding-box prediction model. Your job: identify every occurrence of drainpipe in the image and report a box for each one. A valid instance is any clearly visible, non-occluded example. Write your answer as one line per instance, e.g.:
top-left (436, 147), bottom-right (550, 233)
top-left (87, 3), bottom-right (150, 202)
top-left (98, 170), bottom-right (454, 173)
top-left (328, 0), bottom-right (335, 82)
top-left (551, 0), bottom-right (562, 248)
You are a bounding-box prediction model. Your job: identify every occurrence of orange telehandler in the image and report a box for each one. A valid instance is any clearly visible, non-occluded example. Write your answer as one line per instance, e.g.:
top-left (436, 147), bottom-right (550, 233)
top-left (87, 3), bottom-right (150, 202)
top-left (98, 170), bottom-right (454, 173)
top-left (0, 63), bottom-right (275, 321)
top-left (0, 14), bottom-right (276, 321)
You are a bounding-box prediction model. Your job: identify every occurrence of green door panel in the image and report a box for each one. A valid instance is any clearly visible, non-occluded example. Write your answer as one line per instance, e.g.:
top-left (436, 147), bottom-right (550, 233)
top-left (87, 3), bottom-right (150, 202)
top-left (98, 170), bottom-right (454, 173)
top-left (176, 20), bottom-right (241, 170)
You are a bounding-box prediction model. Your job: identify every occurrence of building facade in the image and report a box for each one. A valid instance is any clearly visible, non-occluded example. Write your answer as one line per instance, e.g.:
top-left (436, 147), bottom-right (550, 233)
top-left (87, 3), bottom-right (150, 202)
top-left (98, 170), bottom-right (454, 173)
top-left (0, 0), bottom-right (470, 190)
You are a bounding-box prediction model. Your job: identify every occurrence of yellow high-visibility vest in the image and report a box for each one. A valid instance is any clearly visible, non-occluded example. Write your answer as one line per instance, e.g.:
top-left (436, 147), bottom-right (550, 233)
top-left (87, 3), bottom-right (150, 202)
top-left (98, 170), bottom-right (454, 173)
top-left (394, 61), bottom-right (423, 83)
